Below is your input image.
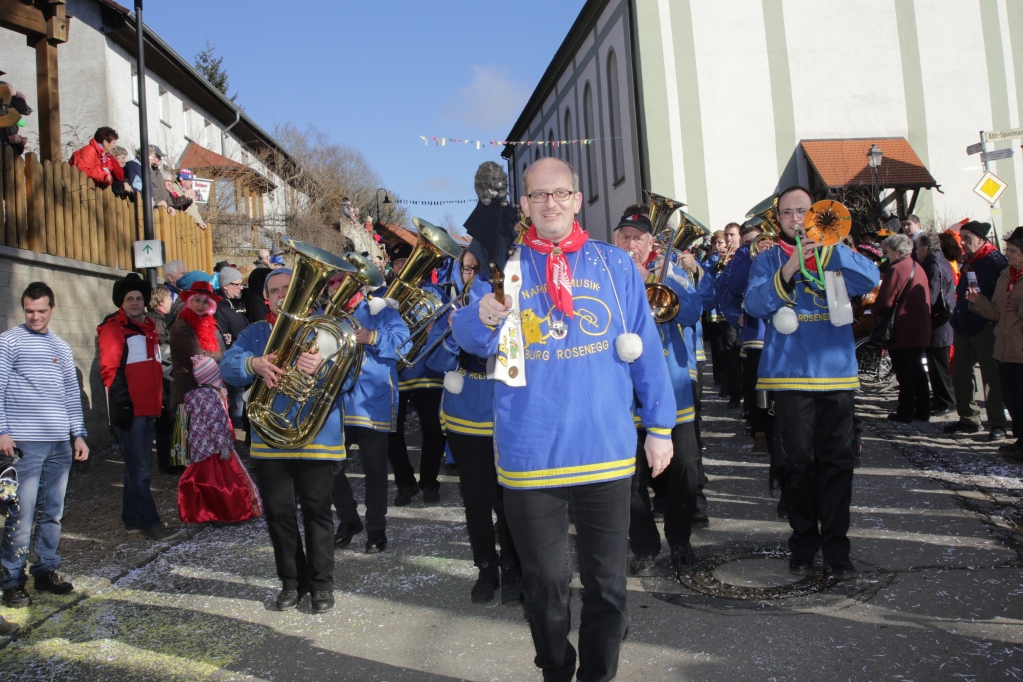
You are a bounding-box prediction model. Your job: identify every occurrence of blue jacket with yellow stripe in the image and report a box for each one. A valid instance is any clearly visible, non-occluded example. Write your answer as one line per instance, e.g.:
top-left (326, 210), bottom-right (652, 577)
top-left (342, 300), bottom-right (409, 432)
top-left (744, 242), bottom-right (880, 392)
top-left (394, 282), bottom-right (449, 391)
top-left (221, 321), bottom-right (347, 461)
top-left (452, 240), bottom-right (676, 489)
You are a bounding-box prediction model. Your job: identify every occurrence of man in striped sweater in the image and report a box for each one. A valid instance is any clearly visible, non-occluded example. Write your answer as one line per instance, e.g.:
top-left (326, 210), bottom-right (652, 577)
top-left (0, 282), bottom-right (89, 617)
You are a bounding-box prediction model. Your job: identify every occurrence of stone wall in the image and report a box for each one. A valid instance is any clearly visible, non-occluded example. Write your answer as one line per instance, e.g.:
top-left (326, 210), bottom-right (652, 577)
top-left (0, 245), bottom-right (128, 450)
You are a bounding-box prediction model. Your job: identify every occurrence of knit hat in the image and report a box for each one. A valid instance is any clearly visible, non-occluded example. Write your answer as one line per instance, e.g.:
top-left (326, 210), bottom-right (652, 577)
top-left (615, 212), bottom-right (653, 235)
top-left (387, 241), bottom-right (413, 261)
top-left (177, 168), bottom-right (194, 181)
top-left (175, 270), bottom-right (212, 290)
top-left (264, 268), bottom-right (293, 296)
top-left (112, 272), bottom-right (152, 308)
top-left (961, 221), bottom-right (992, 240)
top-left (218, 266), bottom-right (243, 287)
top-left (1005, 227), bottom-right (1023, 250)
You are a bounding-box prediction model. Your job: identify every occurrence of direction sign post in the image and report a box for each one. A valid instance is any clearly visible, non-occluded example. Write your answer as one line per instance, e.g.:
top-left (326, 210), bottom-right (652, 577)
top-left (982, 148), bottom-right (1014, 163)
top-left (985, 127), bottom-right (1023, 143)
top-left (966, 142), bottom-right (984, 155)
top-left (133, 240), bottom-right (166, 269)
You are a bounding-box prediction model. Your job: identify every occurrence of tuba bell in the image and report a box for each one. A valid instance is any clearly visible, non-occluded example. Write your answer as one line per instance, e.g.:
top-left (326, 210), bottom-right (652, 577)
top-left (645, 191), bottom-right (710, 323)
top-left (745, 195), bottom-right (781, 258)
top-left (385, 218), bottom-right (463, 371)
top-left (247, 238), bottom-right (364, 450)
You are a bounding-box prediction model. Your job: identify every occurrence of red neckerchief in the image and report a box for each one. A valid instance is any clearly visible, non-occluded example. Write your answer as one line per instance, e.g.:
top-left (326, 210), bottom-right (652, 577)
top-left (178, 306), bottom-right (220, 353)
top-left (345, 292), bottom-right (364, 312)
top-left (522, 221), bottom-right (589, 318)
top-left (1008, 267), bottom-right (1023, 295)
top-left (776, 237), bottom-right (819, 273)
top-left (968, 242), bottom-right (997, 265)
top-left (265, 308), bottom-right (277, 326)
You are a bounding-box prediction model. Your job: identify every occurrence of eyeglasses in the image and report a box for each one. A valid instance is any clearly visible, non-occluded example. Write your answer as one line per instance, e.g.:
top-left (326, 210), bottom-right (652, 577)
top-left (461, 265), bottom-right (480, 274)
top-left (779, 208), bottom-right (810, 218)
top-left (526, 190), bottom-right (576, 204)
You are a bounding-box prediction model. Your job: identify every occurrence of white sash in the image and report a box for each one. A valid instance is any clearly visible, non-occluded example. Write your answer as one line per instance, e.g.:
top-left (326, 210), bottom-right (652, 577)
top-left (825, 270), bottom-right (854, 327)
top-left (488, 249), bottom-right (527, 386)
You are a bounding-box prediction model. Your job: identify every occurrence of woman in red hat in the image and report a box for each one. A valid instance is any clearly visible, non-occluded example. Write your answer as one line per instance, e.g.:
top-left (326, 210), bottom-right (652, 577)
top-left (170, 281), bottom-right (224, 406)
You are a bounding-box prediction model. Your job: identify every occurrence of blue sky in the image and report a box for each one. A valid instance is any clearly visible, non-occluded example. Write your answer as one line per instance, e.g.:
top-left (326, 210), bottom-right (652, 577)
top-left (142, 0), bottom-right (585, 232)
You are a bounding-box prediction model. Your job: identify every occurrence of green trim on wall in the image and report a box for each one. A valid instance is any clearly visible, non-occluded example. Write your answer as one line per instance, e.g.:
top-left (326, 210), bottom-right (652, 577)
top-left (633, 0), bottom-right (674, 195)
top-left (894, 0), bottom-right (933, 224)
top-left (980, 0), bottom-right (1018, 236)
top-left (670, 0), bottom-right (709, 222)
top-left (762, 0), bottom-right (796, 183)
top-left (1006, 0), bottom-right (1023, 231)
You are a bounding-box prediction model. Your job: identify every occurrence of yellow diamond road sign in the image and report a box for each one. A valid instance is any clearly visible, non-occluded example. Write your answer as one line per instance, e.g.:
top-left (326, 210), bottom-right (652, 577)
top-left (974, 171), bottom-right (1008, 204)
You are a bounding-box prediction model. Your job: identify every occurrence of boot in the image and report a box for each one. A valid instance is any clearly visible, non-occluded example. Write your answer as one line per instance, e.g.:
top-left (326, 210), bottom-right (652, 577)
top-left (470, 563), bottom-right (500, 603)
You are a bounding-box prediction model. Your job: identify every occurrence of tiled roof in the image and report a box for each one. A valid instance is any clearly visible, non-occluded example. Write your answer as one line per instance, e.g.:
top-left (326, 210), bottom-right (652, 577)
top-left (801, 138), bottom-right (938, 189)
top-left (178, 142), bottom-right (246, 171)
top-left (375, 222), bottom-right (417, 247)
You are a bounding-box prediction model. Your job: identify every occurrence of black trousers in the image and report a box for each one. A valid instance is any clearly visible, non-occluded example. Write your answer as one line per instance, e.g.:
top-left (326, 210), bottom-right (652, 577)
top-left (505, 478), bottom-right (631, 682)
top-left (388, 387), bottom-right (445, 491)
top-left (723, 323), bottom-right (742, 400)
top-left (742, 348), bottom-right (770, 433)
top-left (999, 361), bottom-right (1023, 443)
top-left (772, 390), bottom-right (855, 563)
top-left (447, 432), bottom-right (518, 570)
top-left (629, 424), bottom-right (699, 556)
top-left (890, 348), bottom-right (930, 420)
top-left (333, 427), bottom-right (390, 532)
top-left (926, 345), bottom-right (955, 411)
top-left (254, 459), bottom-right (336, 592)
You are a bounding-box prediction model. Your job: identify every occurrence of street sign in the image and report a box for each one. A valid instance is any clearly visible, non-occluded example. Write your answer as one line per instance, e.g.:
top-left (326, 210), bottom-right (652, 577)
top-left (133, 240), bottom-right (166, 269)
top-left (986, 127), bottom-right (1023, 142)
top-left (982, 148), bottom-right (1014, 162)
top-left (973, 171), bottom-right (1008, 204)
top-left (967, 142), bottom-right (984, 155)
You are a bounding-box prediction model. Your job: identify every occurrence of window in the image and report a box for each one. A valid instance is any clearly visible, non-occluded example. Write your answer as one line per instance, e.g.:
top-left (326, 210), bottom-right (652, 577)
top-left (522, 162), bottom-right (528, 195)
top-left (159, 87), bottom-right (170, 125)
top-left (583, 82), bottom-right (597, 201)
top-left (564, 109), bottom-right (573, 167)
top-left (549, 129), bottom-right (555, 158)
top-left (606, 50), bottom-right (625, 184)
top-left (214, 179), bottom-right (237, 213)
top-left (131, 65), bottom-right (139, 105)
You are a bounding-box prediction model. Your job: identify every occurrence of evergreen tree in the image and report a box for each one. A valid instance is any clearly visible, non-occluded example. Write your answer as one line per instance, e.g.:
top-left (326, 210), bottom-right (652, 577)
top-left (194, 39), bottom-right (236, 101)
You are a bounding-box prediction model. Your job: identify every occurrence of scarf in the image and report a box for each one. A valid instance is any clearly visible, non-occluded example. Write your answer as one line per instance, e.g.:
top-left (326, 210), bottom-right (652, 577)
top-left (777, 234), bottom-right (821, 274)
top-left (968, 242), bottom-right (997, 266)
top-left (1008, 267), bottom-right (1023, 295)
top-left (522, 221), bottom-right (589, 318)
top-left (179, 306), bottom-right (220, 353)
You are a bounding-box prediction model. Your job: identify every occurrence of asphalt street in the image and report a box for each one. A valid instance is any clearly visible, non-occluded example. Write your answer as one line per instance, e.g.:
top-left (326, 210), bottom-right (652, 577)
top-left (0, 380), bottom-right (1021, 681)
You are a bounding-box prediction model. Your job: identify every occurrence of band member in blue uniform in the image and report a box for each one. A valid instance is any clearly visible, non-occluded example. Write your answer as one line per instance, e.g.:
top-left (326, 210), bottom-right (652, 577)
top-left (613, 211), bottom-right (703, 580)
top-left (330, 261), bottom-right (410, 554)
top-left (385, 241), bottom-right (450, 506)
top-left (453, 158), bottom-right (675, 682)
top-left (744, 186), bottom-right (880, 579)
top-left (427, 248), bottom-right (522, 605)
top-left (221, 268), bottom-right (342, 614)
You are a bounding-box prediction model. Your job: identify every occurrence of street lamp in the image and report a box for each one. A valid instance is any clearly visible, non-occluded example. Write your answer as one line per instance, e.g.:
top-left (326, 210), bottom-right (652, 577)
top-left (867, 144), bottom-right (884, 227)
top-left (375, 188), bottom-right (391, 226)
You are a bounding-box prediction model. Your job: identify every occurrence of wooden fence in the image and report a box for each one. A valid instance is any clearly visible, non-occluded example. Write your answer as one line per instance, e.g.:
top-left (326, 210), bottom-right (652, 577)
top-left (1, 146), bottom-right (212, 276)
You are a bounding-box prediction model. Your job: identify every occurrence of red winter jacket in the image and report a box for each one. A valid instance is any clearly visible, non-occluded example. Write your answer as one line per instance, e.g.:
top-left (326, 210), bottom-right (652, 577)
top-left (97, 309), bottom-right (163, 427)
top-left (70, 139), bottom-right (113, 188)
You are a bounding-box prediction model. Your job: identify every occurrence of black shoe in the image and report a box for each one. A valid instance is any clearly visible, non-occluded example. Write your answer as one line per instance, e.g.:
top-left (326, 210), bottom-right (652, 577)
top-left (990, 427), bottom-right (1008, 441)
top-left (365, 530), bottom-right (388, 554)
top-left (691, 514), bottom-right (709, 528)
top-left (471, 564), bottom-right (500, 603)
top-left (34, 570), bottom-right (74, 595)
top-left (310, 590), bottom-right (334, 614)
top-left (825, 558), bottom-right (858, 580)
top-left (727, 398), bottom-right (741, 408)
top-left (670, 543), bottom-right (696, 580)
top-left (393, 484), bottom-right (420, 507)
top-left (500, 565), bottom-right (522, 605)
top-left (276, 585), bottom-right (309, 611)
top-left (944, 420), bottom-right (981, 434)
top-left (140, 525), bottom-right (180, 542)
top-left (334, 519), bottom-right (365, 548)
top-left (629, 553), bottom-right (657, 577)
top-left (789, 557), bottom-right (814, 577)
top-left (2, 586), bottom-right (30, 608)
top-left (886, 413), bottom-right (914, 424)
top-left (0, 615), bottom-right (19, 636)
top-left (422, 487), bottom-right (441, 505)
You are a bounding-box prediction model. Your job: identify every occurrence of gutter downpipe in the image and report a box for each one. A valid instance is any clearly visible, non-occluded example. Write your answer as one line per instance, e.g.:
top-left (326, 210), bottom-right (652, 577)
top-left (221, 107), bottom-right (240, 156)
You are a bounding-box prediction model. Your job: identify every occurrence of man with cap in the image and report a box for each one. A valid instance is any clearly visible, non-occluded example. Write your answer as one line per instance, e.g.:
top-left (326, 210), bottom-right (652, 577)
top-left (173, 168), bottom-right (207, 230)
top-left (214, 267), bottom-right (250, 431)
top-left (385, 239), bottom-right (451, 506)
top-left (945, 221), bottom-right (1010, 439)
top-left (269, 247), bottom-right (286, 268)
top-left (97, 273), bottom-right (179, 541)
top-left (124, 145), bottom-right (176, 215)
top-left (221, 267), bottom-right (344, 615)
top-left (613, 209), bottom-right (704, 580)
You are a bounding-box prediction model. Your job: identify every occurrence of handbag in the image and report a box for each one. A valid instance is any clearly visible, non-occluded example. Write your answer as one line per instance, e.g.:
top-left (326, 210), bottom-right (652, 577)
top-left (871, 262), bottom-right (917, 347)
top-left (170, 405), bottom-right (189, 467)
top-left (931, 268), bottom-right (952, 327)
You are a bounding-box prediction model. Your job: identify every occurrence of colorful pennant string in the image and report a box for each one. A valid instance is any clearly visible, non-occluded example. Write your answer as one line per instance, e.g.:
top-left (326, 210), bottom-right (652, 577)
top-left (418, 135), bottom-right (620, 149)
top-left (395, 198), bottom-right (476, 206)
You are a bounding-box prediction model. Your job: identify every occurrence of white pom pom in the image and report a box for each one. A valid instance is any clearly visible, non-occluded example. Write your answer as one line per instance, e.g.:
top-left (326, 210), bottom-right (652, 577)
top-left (773, 307), bottom-right (799, 335)
top-left (443, 370), bottom-right (464, 394)
top-left (616, 332), bottom-right (643, 363)
top-left (367, 297), bottom-right (387, 316)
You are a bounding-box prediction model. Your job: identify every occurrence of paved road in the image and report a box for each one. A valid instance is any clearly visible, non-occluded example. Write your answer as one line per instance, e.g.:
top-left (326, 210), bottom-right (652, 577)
top-left (1, 385), bottom-right (1021, 681)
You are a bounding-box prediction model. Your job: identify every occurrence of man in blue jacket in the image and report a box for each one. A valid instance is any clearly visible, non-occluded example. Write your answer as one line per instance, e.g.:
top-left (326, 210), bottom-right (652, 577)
top-left (453, 158), bottom-right (675, 682)
top-left (745, 186), bottom-right (879, 580)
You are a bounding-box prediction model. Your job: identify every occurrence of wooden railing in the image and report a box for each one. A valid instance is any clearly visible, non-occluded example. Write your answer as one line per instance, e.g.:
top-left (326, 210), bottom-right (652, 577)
top-left (1, 147), bottom-right (212, 275)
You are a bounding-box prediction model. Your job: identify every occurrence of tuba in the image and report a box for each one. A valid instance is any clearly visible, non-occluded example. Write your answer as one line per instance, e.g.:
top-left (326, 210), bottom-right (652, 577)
top-left (386, 218), bottom-right (463, 371)
top-left (745, 195), bottom-right (781, 258)
top-left (247, 238), bottom-right (363, 450)
top-left (645, 191), bottom-right (710, 323)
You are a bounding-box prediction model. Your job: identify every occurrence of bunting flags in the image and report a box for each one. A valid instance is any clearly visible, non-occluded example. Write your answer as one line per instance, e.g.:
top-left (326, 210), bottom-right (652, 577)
top-left (418, 135), bottom-right (615, 149)
top-left (395, 198), bottom-right (476, 206)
